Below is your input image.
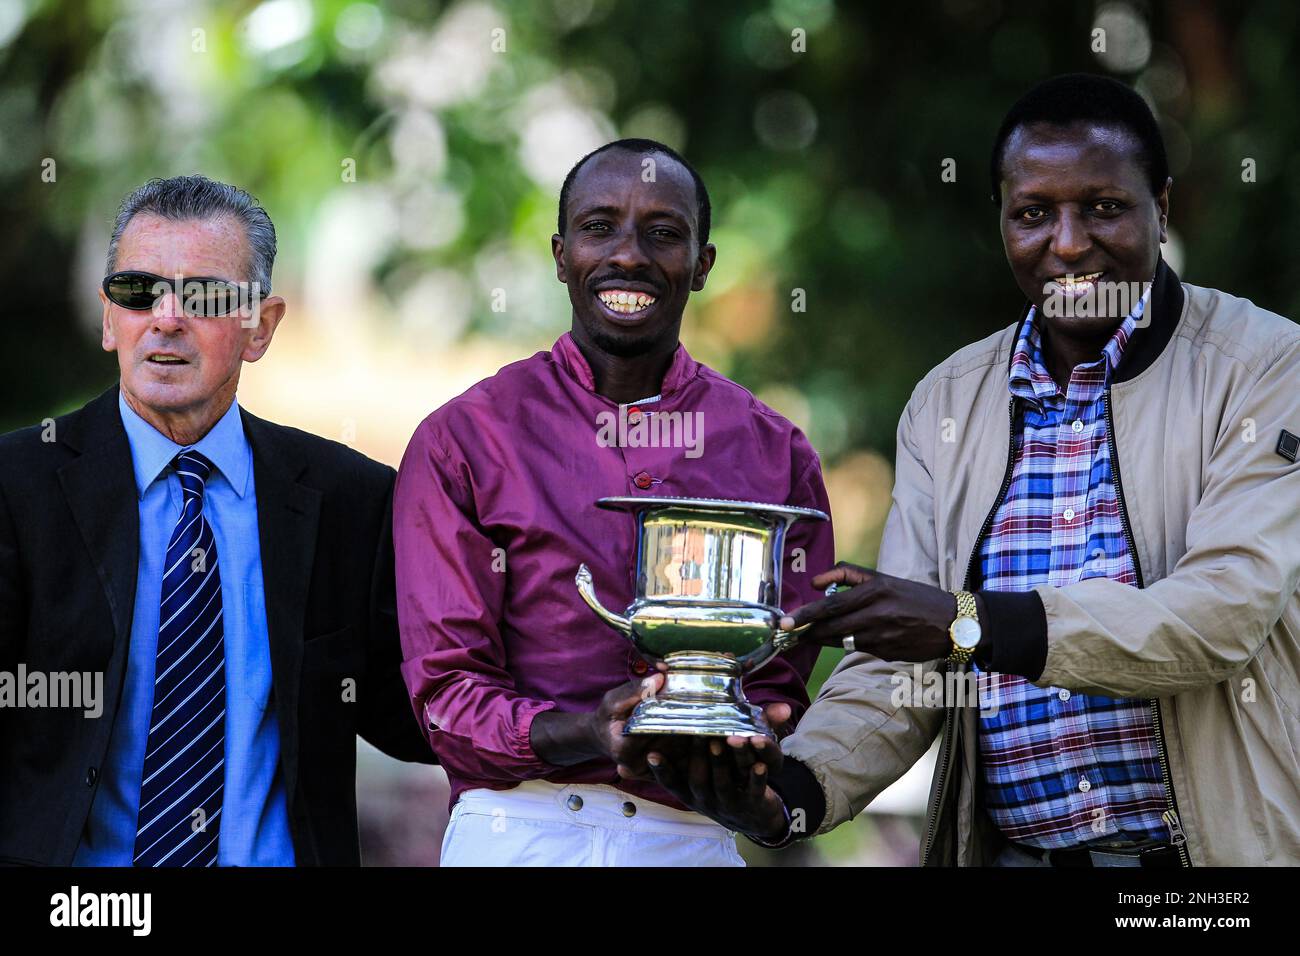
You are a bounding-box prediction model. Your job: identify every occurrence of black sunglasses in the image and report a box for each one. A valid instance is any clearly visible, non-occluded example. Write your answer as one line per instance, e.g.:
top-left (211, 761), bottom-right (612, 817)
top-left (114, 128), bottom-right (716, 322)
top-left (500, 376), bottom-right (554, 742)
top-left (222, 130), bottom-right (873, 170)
top-left (102, 271), bottom-right (263, 318)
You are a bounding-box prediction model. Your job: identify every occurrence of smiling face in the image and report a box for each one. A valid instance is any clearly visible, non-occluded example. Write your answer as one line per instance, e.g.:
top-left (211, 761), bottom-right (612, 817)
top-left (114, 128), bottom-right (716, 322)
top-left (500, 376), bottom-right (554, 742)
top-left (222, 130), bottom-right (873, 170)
top-left (100, 214), bottom-right (285, 436)
top-left (999, 121), bottom-right (1170, 341)
top-left (552, 148), bottom-right (715, 358)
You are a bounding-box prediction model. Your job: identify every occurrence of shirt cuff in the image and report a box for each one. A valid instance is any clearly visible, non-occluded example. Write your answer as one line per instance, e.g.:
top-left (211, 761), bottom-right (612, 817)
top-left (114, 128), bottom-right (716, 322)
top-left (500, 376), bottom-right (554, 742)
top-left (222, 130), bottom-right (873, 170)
top-left (513, 699), bottom-right (559, 769)
top-left (976, 589), bottom-right (1048, 681)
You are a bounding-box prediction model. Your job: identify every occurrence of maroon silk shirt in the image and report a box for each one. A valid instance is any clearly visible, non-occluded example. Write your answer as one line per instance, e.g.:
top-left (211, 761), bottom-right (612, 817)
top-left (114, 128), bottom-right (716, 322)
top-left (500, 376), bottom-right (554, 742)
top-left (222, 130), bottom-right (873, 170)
top-left (394, 333), bottom-right (835, 810)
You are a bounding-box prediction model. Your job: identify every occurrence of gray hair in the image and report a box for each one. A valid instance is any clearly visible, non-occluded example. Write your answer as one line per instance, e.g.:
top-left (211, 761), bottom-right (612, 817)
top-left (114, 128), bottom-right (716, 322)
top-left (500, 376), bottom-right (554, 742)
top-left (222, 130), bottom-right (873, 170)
top-left (105, 175), bottom-right (277, 294)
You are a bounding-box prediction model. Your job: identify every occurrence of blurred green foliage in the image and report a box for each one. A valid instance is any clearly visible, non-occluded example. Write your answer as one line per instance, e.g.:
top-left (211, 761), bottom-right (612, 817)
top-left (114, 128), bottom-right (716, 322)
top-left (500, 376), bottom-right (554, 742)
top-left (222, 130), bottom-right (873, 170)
top-left (3, 0), bottom-right (1297, 450)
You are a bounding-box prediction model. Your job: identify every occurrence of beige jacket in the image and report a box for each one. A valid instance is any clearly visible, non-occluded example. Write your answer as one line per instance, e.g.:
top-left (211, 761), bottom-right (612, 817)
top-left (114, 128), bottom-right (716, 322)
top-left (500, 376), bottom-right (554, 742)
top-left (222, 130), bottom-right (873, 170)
top-left (784, 263), bottom-right (1300, 865)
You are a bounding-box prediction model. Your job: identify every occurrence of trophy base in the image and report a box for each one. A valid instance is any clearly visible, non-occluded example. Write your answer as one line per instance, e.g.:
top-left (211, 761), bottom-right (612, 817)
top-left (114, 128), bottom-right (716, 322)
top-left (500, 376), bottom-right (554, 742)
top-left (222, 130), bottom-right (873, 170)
top-left (624, 699), bottom-right (773, 738)
top-left (623, 651), bottom-right (774, 739)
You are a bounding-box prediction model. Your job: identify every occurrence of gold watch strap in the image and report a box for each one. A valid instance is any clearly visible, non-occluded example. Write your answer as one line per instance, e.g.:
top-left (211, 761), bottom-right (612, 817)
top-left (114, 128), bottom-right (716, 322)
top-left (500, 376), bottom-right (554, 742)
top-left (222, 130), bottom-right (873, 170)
top-left (954, 590), bottom-right (978, 620)
top-left (948, 590), bottom-right (979, 664)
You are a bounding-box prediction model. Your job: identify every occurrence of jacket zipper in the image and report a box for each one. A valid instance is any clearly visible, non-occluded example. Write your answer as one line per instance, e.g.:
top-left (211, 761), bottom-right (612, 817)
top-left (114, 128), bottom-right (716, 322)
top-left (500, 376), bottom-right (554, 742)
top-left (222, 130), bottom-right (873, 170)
top-left (1102, 387), bottom-right (1192, 867)
top-left (922, 397), bottom-right (1019, 865)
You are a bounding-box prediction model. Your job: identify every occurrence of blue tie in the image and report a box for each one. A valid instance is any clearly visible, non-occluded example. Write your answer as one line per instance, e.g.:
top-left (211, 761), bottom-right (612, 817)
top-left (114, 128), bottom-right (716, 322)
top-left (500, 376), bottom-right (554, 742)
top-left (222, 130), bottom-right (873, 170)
top-left (134, 450), bottom-right (226, 867)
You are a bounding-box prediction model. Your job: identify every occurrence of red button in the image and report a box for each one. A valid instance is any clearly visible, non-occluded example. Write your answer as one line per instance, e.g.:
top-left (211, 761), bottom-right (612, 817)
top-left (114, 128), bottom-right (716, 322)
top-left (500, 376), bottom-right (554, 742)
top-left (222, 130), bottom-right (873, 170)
top-left (633, 471), bottom-right (653, 489)
top-left (632, 659), bottom-right (649, 676)
top-left (627, 406), bottom-right (643, 425)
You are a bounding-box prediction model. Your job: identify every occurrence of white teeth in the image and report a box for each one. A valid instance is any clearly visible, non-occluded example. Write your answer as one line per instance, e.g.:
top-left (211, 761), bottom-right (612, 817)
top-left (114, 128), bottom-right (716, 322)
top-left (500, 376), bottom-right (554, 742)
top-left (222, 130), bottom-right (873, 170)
top-left (596, 290), bottom-right (656, 314)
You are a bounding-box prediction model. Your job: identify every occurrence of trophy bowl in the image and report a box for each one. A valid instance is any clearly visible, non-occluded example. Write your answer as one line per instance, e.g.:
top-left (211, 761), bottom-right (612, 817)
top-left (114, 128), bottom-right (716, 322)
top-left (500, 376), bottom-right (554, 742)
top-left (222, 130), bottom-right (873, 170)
top-left (575, 496), bottom-right (829, 738)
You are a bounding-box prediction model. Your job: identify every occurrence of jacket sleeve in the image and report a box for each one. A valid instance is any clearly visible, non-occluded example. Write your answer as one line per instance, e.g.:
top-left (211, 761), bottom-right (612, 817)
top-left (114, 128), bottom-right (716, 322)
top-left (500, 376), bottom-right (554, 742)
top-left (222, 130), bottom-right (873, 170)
top-left (740, 436), bottom-right (835, 725)
top-left (781, 390), bottom-right (946, 833)
top-left (358, 469), bottom-right (440, 763)
top-left (988, 335), bottom-right (1300, 697)
top-left (393, 420), bottom-right (557, 783)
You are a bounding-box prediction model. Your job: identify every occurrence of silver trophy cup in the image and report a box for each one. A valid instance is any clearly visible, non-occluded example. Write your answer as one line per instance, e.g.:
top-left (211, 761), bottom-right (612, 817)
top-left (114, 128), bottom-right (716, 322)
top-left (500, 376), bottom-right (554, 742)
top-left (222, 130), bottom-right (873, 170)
top-left (576, 496), bottom-right (829, 739)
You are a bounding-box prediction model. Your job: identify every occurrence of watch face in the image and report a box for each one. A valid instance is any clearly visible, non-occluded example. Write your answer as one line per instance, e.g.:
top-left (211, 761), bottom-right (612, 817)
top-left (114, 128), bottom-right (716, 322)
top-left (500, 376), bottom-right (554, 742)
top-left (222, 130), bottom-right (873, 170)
top-left (951, 616), bottom-right (982, 650)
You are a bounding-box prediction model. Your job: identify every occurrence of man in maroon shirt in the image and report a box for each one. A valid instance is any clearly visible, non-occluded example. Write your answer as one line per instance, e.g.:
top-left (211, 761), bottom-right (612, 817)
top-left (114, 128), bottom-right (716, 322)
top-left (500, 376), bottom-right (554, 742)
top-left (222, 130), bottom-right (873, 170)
top-left (394, 139), bottom-right (834, 866)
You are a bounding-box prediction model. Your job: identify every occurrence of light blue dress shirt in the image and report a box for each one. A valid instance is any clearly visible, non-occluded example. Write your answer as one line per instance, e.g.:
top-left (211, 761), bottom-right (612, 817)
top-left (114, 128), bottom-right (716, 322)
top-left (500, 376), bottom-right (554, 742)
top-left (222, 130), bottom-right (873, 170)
top-left (74, 393), bottom-right (295, 866)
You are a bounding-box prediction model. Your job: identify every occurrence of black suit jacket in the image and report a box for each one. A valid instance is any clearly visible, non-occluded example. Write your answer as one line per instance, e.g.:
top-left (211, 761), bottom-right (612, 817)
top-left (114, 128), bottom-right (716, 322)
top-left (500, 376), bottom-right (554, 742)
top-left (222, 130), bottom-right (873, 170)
top-left (0, 386), bottom-right (432, 866)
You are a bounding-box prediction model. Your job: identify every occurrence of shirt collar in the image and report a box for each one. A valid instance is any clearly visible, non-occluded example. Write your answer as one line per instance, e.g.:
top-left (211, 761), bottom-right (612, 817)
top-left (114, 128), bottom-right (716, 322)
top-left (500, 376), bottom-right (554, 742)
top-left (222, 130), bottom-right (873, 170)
top-left (551, 331), bottom-right (700, 398)
top-left (1009, 283), bottom-right (1150, 404)
top-left (117, 390), bottom-right (252, 500)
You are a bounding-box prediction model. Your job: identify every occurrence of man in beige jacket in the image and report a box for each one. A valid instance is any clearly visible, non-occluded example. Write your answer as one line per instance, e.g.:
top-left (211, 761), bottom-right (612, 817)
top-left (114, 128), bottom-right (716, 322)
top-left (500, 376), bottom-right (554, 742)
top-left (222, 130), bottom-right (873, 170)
top-left (646, 74), bottom-right (1299, 866)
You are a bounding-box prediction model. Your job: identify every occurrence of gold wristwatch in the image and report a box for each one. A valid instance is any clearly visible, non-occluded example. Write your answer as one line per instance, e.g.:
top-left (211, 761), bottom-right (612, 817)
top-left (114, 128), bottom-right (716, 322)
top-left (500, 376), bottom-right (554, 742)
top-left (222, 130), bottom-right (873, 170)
top-left (948, 590), bottom-right (981, 665)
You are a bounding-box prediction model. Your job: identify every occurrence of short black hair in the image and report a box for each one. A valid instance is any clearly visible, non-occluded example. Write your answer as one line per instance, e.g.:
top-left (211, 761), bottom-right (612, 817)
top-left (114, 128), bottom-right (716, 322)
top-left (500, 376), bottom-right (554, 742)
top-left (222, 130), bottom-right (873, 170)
top-left (557, 138), bottom-right (711, 245)
top-left (988, 73), bottom-right (1170, 204)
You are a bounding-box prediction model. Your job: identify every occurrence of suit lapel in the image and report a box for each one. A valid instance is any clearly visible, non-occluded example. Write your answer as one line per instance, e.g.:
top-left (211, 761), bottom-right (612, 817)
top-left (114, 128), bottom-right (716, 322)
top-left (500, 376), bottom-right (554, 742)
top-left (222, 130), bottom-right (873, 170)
top-left (241, 409), bottom-right (321, 803)
top-left (57, 388), bottom-right (140, 652)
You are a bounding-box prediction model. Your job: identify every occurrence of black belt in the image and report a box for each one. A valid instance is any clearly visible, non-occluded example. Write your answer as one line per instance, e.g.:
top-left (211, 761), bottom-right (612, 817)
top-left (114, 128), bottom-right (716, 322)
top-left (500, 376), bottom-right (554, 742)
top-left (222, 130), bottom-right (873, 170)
top-left (1015, 841), bottom-right (1181, 868)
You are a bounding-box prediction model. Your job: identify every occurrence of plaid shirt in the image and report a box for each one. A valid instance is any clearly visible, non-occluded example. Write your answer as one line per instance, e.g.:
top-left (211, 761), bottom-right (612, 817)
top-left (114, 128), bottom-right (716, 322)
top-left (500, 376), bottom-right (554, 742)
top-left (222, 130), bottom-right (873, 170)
top-left (973, 293), bottom-right (1170, 849)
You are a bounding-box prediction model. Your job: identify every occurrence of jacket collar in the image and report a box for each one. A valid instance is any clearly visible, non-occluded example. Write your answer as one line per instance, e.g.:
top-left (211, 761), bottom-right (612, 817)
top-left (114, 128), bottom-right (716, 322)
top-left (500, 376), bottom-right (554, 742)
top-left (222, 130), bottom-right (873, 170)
top-left (1113, 257), bottom-right (1184, 383)
top-left (58, 383), bottom-right (130, 457)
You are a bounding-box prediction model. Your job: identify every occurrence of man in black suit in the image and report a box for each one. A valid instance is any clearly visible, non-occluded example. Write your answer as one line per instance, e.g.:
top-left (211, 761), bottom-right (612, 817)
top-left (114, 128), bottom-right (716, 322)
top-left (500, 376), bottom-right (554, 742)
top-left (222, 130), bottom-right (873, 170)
top-left (0, 175), bottom-right (430, 866)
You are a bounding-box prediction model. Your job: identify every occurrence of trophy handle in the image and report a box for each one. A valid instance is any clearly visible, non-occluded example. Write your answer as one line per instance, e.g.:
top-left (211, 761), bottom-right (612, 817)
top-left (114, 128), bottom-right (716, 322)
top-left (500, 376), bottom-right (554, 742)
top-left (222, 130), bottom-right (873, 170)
top-left (771, 582), bottom-right (842, 653)
top-left (575, 564), bottom-right (634, 638)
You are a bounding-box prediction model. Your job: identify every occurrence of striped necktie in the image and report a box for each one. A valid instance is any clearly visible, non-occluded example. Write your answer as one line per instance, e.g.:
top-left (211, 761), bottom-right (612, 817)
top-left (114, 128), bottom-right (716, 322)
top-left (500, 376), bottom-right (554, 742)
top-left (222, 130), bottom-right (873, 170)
top-left (133, 450), bottom-right (226, 867)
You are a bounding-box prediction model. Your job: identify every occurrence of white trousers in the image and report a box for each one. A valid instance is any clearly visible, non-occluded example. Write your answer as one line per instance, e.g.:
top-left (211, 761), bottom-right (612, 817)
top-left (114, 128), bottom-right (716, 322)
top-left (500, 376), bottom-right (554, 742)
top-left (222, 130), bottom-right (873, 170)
top-left (439, 780), bottom-right (746, 867)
